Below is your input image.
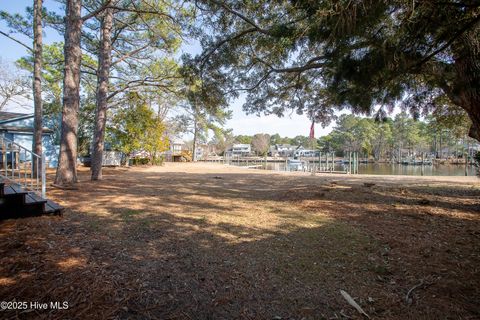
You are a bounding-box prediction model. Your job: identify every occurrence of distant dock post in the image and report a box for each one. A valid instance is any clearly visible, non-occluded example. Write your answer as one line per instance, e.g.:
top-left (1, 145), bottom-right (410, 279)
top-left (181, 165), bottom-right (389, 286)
top-left (354, 152), bottom-right (357, 174)
top-left (330, 152), bottom-right (334, 172)
top-left (318, 151), bottom-right (321, 172)
top-left (353, 152), bottom-right (356, 174)
top-left (421, 152), bottom-right (424, 176)
top-left (351, 152), bottom-right (354, 174)
top-left (348, 151), bottom-right (351, 174)
top-left (352, 152), bottom-right (357, 174)
top-left (324, 152), bottom-right (327, 171)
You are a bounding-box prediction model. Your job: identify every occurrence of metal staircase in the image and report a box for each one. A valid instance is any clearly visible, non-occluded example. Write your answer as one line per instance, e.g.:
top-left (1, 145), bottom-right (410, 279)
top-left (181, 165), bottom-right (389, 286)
top-left (0, 136), bottom-right (63, 218)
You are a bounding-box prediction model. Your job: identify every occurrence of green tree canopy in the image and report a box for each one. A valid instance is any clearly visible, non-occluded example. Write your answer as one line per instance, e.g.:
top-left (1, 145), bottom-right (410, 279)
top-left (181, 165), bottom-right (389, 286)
top-left (329, 115), bottom-right (375, 153)
top-left (235, 135), bottom-right (253, 144)
top-left (108, 93), bottom-right (169, 163)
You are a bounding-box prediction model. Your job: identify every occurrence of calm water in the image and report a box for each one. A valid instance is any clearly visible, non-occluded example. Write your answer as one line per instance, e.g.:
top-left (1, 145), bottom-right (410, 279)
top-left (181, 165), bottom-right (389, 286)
top-left (357, 163), bottom-right (477, 176)
top-left (259, 162), bottom-right (478, 176)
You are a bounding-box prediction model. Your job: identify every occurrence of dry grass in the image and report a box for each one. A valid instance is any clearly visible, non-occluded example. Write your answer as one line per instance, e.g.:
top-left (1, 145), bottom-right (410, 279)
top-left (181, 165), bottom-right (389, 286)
top-left (0, 163), bottom-right (479, 319)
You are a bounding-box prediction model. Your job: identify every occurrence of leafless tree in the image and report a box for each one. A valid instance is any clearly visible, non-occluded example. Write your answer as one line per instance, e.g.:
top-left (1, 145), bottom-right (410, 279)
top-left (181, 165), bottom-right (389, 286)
top-left (252, 133), bottom-right (270, 156)
top-left (0, 61), bottom-right (30, 111)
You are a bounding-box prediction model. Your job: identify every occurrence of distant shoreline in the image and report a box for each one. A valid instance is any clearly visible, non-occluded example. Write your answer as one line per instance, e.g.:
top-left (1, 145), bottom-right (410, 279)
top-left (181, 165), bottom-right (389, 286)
top-left (165, 162), bottom-right (480, 184)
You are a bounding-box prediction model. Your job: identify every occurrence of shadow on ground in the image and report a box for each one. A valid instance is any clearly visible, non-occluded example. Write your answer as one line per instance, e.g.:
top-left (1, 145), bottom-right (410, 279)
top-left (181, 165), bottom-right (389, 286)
top-left (0, 166), bottom-right (479, 319)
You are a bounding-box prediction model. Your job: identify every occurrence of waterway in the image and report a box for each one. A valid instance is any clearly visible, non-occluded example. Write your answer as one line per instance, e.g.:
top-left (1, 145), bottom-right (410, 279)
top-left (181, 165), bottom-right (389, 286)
top-left (259, 162), bottom-right (478, 176)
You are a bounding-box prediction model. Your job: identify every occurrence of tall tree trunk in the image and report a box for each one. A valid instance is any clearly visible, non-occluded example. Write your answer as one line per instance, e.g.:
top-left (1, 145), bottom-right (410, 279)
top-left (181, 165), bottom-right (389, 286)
top-left (192, 116), bottom-right (198, 162)
top-left (54, 0), bottom-right (82, 186)
top-left (452, 23), bottom-right (480, 141)
top-left (32, 0), bottom-right (43, 174)
top-left (91, 8), bottom-right (113, 180)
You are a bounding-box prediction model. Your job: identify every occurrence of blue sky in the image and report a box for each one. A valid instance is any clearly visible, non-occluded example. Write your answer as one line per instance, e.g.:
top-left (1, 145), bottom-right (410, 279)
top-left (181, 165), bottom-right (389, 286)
top-left (0, 1), bottom-right (64, 61)
top-left (0, 0), bottom-right (334, 138)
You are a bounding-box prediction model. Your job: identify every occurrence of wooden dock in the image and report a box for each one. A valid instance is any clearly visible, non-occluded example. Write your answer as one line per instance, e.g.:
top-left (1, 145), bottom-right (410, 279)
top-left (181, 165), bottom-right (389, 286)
top-left (316, 170), bottom-right (349, 174)
top-left (245, 165), bottom-right (263, 169)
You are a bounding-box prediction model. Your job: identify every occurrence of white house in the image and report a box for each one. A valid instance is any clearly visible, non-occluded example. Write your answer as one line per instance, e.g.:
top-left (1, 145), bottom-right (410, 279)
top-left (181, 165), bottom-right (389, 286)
top-left (270, 144), bottom-right (298, 157)
top-left (165, 138), bottom-right (189, 162)
top-left (294, 147), bottom-right (320, 158)
top-left (226, 144), bottom-right (251, 157)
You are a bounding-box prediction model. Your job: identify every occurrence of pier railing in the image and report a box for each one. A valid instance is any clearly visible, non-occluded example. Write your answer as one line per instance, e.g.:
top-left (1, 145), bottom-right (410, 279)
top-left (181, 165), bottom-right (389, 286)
top-left (0, 135), bottom-right (46, 198)
top-left (204, 153), bottom-right (356, 174)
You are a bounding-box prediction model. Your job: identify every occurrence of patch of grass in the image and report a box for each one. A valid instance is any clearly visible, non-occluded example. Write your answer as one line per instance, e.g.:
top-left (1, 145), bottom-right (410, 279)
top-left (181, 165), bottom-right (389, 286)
top-left (86, 219), bottom-right (102, 232)
top-left (139, 219), bottom-right (153, 228)
top-left (120, 209), bottom-right (143, 221)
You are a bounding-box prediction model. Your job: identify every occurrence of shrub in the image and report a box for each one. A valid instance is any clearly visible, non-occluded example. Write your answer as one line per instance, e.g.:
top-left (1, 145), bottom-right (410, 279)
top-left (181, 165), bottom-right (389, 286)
top-left (474, 151), bottom-right (480, 176)
top-left (131, 157), bottom-right (150, 165)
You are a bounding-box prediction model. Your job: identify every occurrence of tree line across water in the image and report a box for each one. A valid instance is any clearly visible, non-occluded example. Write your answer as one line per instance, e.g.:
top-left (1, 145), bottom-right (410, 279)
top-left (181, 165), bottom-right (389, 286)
top-left (0, 1), bottom-right (478, 186)
top-left (210, 112), bottom-right (477, 162)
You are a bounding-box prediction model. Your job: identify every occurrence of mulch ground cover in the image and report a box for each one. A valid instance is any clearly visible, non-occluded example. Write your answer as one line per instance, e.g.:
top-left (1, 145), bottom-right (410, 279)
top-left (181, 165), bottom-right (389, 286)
top-left (0, 164), bottom-right (479, 319)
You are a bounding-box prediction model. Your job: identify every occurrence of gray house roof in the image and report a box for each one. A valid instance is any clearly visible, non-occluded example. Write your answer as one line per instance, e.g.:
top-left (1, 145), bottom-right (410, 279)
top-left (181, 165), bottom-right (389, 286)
top-left (0, 112), bottom-right (34, 123)
top-left (0, 125), bottom-right (53, 134)
top-left (0, 112), bottom-right (53, 134)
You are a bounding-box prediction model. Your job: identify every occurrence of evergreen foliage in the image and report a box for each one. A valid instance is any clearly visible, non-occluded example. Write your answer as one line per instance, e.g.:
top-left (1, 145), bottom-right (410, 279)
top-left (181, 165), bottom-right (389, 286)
top-left (195, 1), bottom-right (480, 139)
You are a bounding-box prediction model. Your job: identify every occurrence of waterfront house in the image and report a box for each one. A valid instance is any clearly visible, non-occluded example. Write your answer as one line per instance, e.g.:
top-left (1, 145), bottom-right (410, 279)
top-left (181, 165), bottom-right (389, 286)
top-left (194, 143), bottom-right (218, 160)
top-left (270, 144), bottom-right (298, 157)
top-left (165, 138), bottom-right (189, 162)
top-left (226, 144), bottom-right (251, 157)
top-left (294, 147), bottom-right (320, 158)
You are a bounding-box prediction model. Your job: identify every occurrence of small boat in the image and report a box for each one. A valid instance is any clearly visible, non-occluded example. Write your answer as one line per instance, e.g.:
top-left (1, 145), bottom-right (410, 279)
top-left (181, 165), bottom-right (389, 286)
top-left (287, 158), bottom-right (305, 171)
top-left (412, 160), bottom-right (433, 165)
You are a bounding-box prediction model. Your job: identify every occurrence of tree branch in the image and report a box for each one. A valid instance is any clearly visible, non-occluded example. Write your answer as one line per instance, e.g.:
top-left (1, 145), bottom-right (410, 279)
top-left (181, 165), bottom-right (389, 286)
top-left (207, 0), bottom-right (269, 34)
top-left (108, 6), bottom-right (177, 23)
top-left (107, 78), bottom-right (180, 100)
top-left (82, 0), bottom-right (113, 22)
top-left (234, 70), bottom-right (273, 92)
top-left (412, 15), bottom-right (480, 70)
top-left (256, 56), bottom-right (326, 73)
top-left (111, 43), bottom-right (150, 66)
top-left (200, 27), bottom-right (258, 66)
top-left (0, 30), bottom-right (32, 52)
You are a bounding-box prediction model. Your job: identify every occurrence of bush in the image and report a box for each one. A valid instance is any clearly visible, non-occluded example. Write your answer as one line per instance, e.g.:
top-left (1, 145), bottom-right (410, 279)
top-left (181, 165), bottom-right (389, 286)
top-left (474, 151), bottom-right (480, 176)
top-left (129, 156), bottom-right (165, 166)
top-left (151, 156), bottom-right (165, 166)
top-left (131, 157), bottom-right (150, 165)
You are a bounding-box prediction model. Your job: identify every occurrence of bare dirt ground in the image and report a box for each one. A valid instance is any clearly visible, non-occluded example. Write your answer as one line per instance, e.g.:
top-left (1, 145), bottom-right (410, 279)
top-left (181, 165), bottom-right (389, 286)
top-left (0, 163), bottom-right (479, 320)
